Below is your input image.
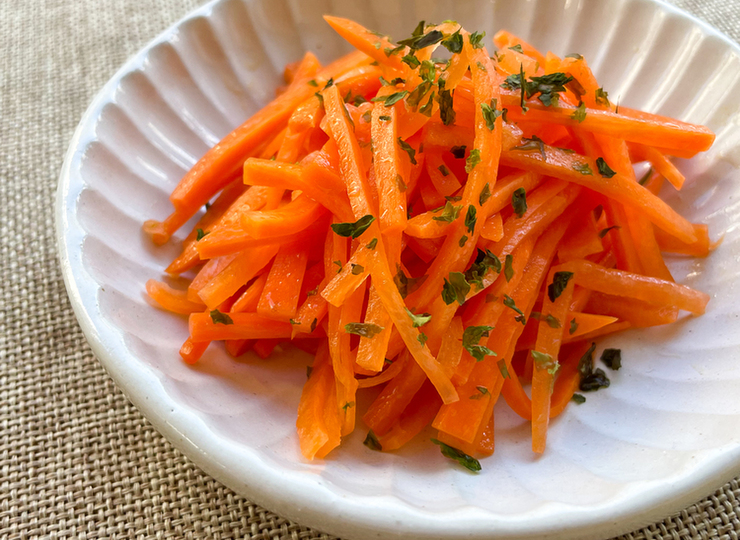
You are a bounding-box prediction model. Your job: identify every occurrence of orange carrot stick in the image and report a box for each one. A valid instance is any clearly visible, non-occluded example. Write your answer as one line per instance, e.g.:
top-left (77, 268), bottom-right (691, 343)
top-left (297, 343), bottom-right (342, 459)
top-left (323, 16), bottom-right (405, 72)
top-left (480, 213), bottom-right (504, 242)
top-left (531, 266), bottom-right (575, 453)
top-left (335, 281), bottom-right (365, 436)
top-left (241, 193), bottom-right (327, 239)
top-left (231, 272), bottom-right (268, 313)
top-left (322, 84), bottom-right (377, 219)
top-left (563, 259), bottom-right (709, 314)
top-left (188, 312), bottom-right (294, 341)
top-left (363, 358), bottom-right (427, 435)
top-left (655, 223), bottom-right (715, 257)
top-left (405, 171), bottom-right (541, 239)
top-left (356, 350), bottom-right (407, 389)
top-left (187, 254), bottom-right (237, 302)
top-left (376, 382), bottom-right (442, 451)
top-left (515, 311), bottom-right (619, 351)
top-left (500, 125), bottom-right (698, 244)
top-left (564, 321), bottom-right (632, 344)
top-left (628, 142), bottom-right (685, 190)
top-left (584, 291), bottom-right (678, 327)
top-left (166, 185), bottom-right (271, 274)
top-left (355, 286), bottom-right (393, 373)
top-left (146, 279), bottom-right (205, 315)
top-left (371, 93), bottom-right (407, 235)
top-left (243, 158), bottom-right (354, 221)
top-left (197, 245), bottom-right (279, 309)
top-left (179, 337), bottom-right (210, 365)
top-left (548, 341), bottom-right (591, 418)
top-left (493, 30), bottom-right (547, 66)
top-left (425, 152), bottom-right (462, 197)
top-left (257, 246), bottom-right (309, 322)
top-left (291, 264), bottom-right (329, 338)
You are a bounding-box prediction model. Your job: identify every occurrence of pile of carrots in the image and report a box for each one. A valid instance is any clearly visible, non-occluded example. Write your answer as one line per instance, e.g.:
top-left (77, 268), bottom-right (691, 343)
top-left (144, 16), bottom-right (715, 467)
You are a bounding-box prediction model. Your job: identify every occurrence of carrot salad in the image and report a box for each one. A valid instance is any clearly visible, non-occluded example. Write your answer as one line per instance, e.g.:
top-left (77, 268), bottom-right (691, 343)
top-left (143, 17), bottom-right (715, 470)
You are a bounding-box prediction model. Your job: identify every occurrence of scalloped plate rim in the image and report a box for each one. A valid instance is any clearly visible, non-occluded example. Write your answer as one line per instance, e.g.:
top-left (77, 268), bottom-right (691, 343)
top-left (55, 0), bottom-right (740, 539)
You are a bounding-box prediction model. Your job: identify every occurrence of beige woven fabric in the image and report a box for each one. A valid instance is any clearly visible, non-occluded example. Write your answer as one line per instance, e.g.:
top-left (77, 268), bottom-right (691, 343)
top-left (1, 0), bottom-right (738, 538)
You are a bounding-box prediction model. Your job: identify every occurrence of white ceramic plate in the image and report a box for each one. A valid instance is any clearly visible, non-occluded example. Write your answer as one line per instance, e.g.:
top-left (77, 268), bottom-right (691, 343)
top-left (57, 0), bottom-right (740, 538)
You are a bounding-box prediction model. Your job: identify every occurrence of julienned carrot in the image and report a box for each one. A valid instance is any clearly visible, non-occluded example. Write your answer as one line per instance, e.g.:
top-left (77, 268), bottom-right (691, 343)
top-left (565, 313), bottom-right (619, 338)
top-left (404, 171), bottom-right (541, 239)
top-left (548, 341), bottom-right (591, 418)
top-left (356, 351), bottom-right (408, 388)
top-left (425, 152), bottom-right (462, 196)
top-left (368, 247), bottom-right (459, 405)
top-left (189, 312), bottom-right (295, 341)
top-left (557, 212), bottom-right (604, 263)
top-left (654, 222), bottom-right (715, 257)
top-left (252, 339), bottom-right (280, 359)
top-left (277, 95), bottom-right (325, 164)
top-left (500, 125), bottom-right (698, 244)
top-left (241, 193), bottom-right (327, 239)
top-left (437, 316), bottom-right (465, 376)
top-left (146, 18), bottom-right (715, 460)
top-left (355, 286), bottom-right (393, 372)
top-left (561, 259), bottom-right (709, 315)
top-left (418, 177), bottom-right (446, 211)
top-left (564, 321), bottom-right (632, 344)
top-left (435, 413), bottom-right (495, 457)
top-left (242, 159), bottom-right (354, 221)
top-left (489, 180), bottom-right (572, 254)
top-left (584, 292), bottom-right (679, 327)
top-left (164, 176), bottom-right (244, 272)
top-left (197, 245), bottom-right (279, 309)
top-left (196, 211), bottom-right (329, 259)
top-left (493, 30), bottom-right (547, 66)
top-left (146, 279), bottom-right (205, 314)
top-left (166, 185), bottom-right (271, 274)
top-left (323, 16), bottom-right (405, 72)
top-left (371, 93), bottom-right (407, 235)
top-left (461, 39), bottom-right (503, 205)
top-left (515, 312), bottom-right (619, 351)
top-left (320, 235), bottom-right (374, 307)
top-left (531, 267), bottom-right (575, 453)
top-left (290, 265), bottom-right (329, 338)
top-left (297, 343), bottom-right (342, 459)
top-left (323, 84), bottom-right (377, 219)
top-left (336, 280), bottom-right (366, 436)
top-left (377, 381), bottom-right (442, 451)
top-left (224, 338), bottom-right (252, 358)
top-left (231, 272), bottom-right (268, 313)
top-left (187, 254), bottom-right (237, 302)
top-left (257, 246), bottom-right (309, 322)
top-left (180, 337), bottom-right (210, 365)
top-left (498, 92), bottom-right (714, 157)
top-left (480, 213), bottom-right (504, 242)
top-left (452, 83), bottom-right (715, 157)
top-left (628, 143), bottom-right (685, 190)
top-left (364, 358), bottom-right (427, 435)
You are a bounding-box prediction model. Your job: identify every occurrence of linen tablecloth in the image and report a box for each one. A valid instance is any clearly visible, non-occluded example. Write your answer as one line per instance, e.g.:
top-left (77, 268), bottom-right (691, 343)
top-left (2, 0), bottom-right (739, 538)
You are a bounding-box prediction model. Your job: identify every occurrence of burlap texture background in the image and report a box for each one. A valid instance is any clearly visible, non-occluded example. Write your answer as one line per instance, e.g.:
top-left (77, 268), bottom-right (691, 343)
top-left (1, 0), bottom-right (738, 538)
